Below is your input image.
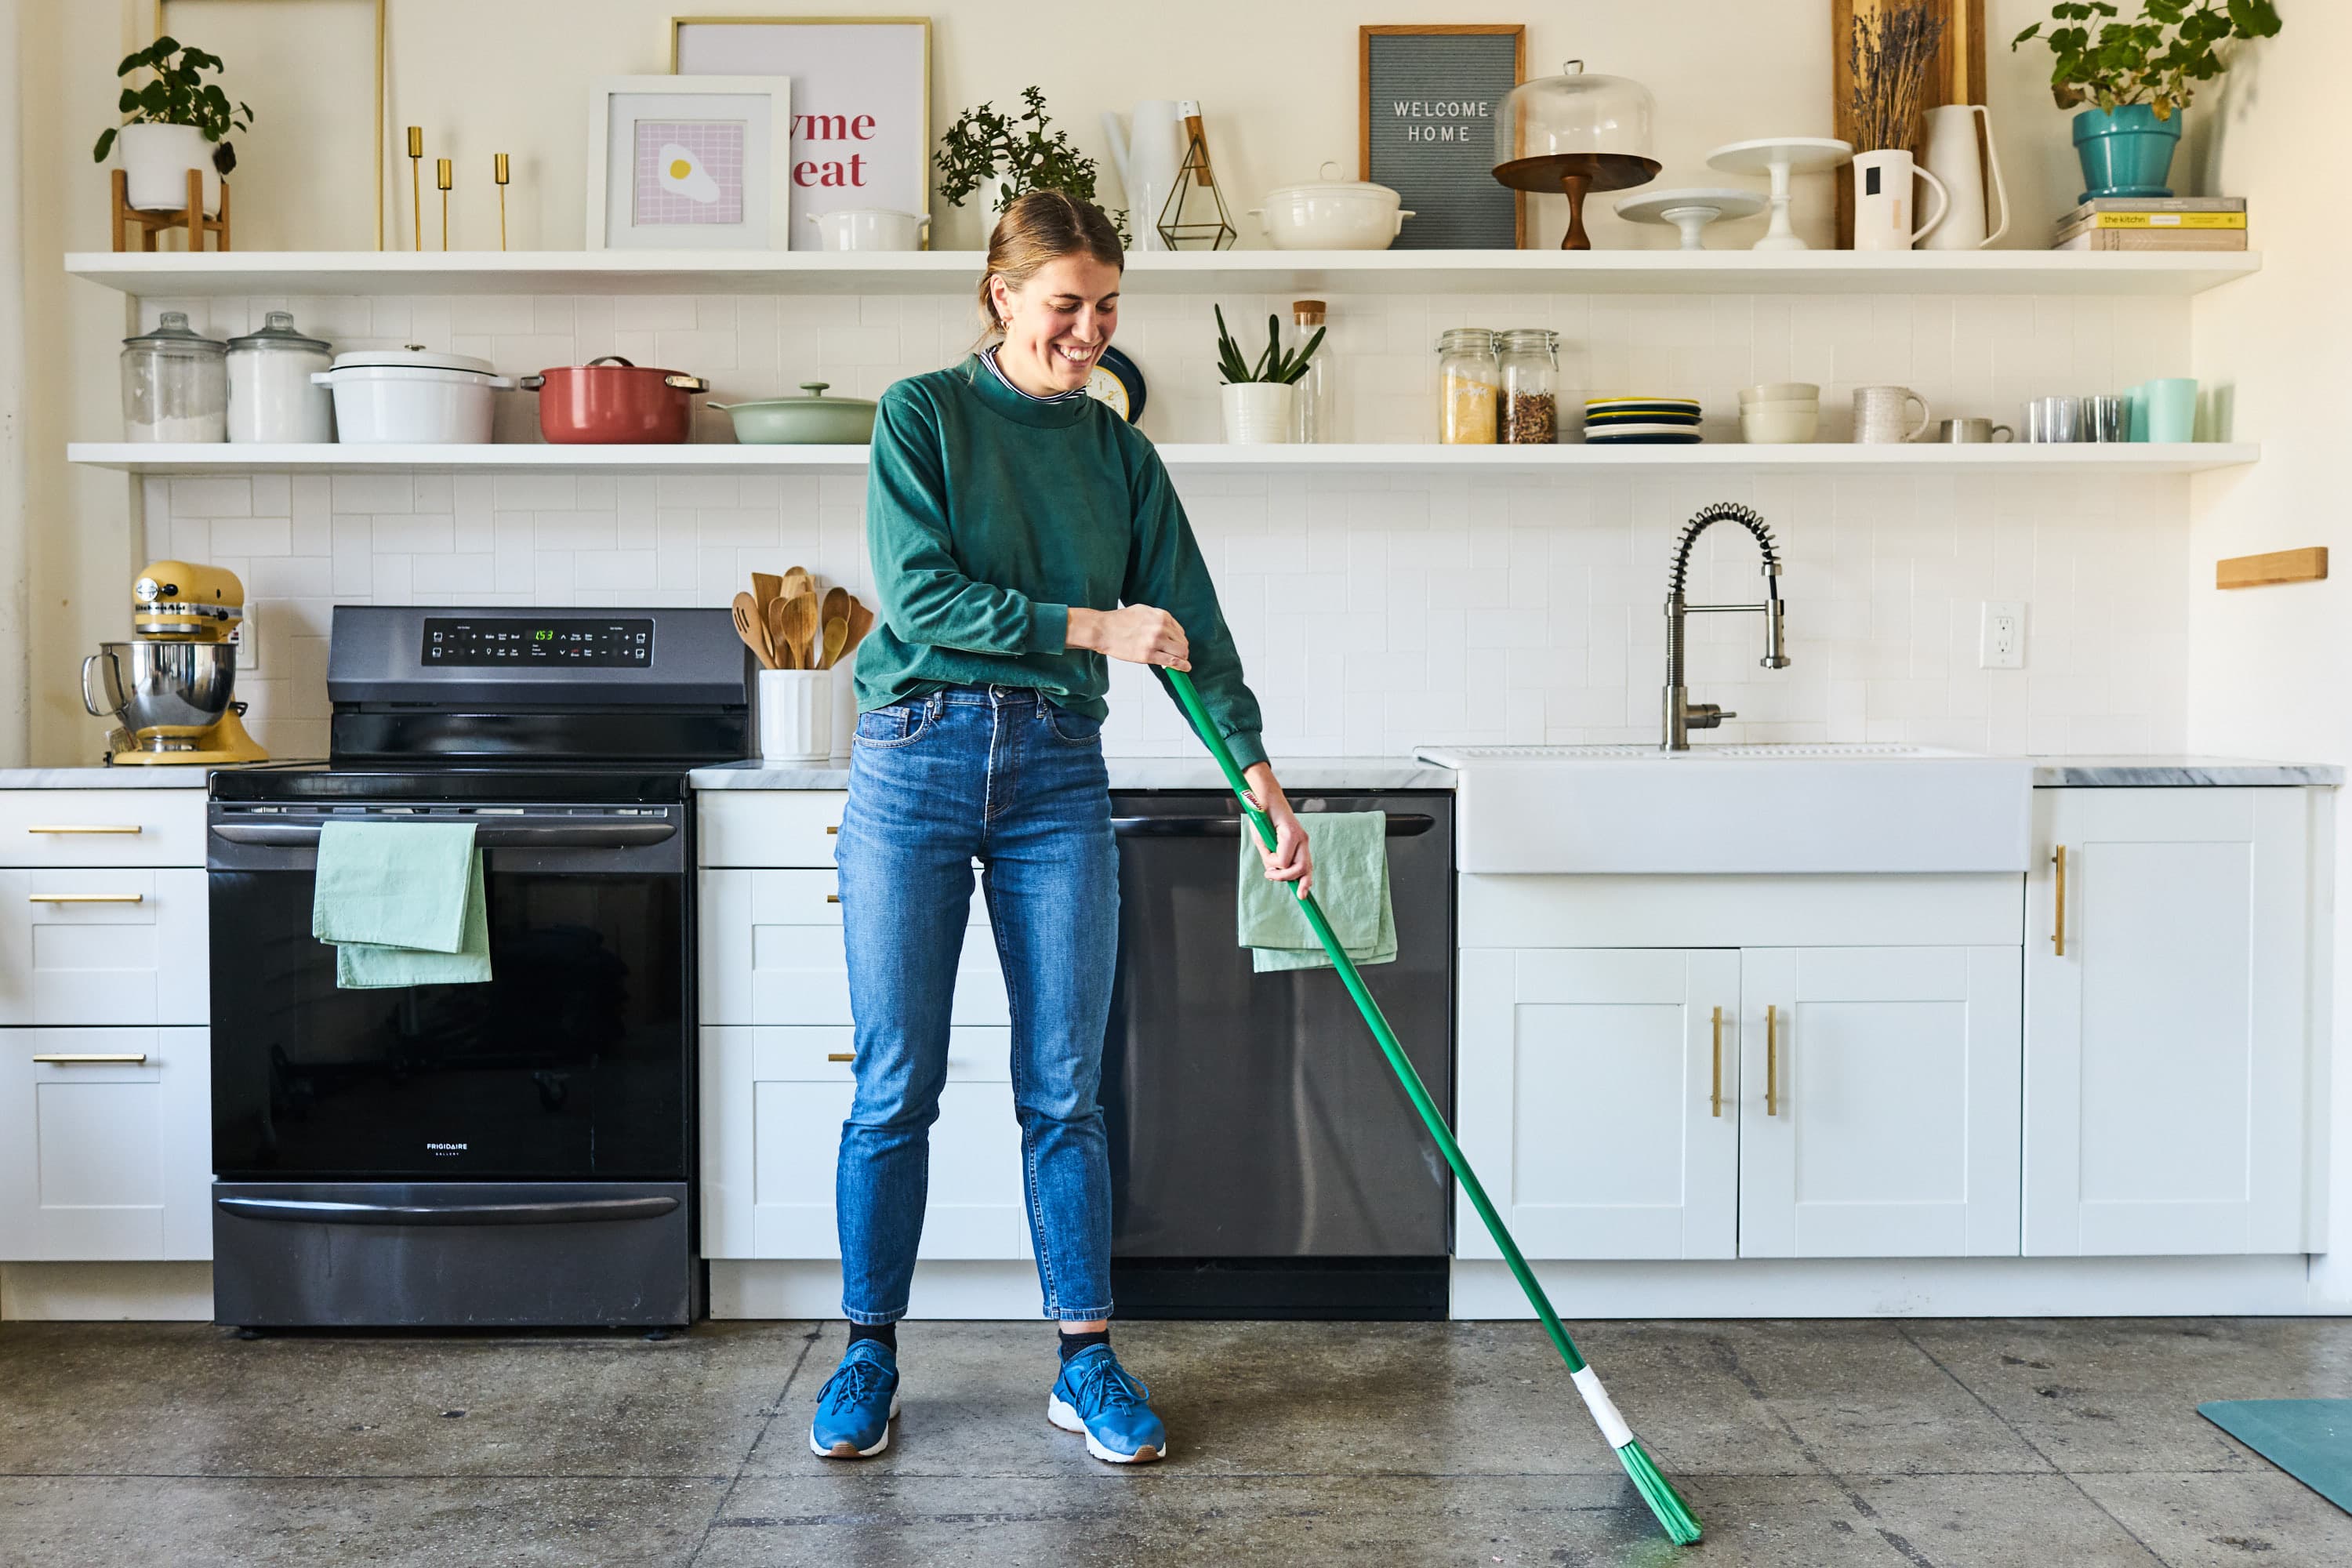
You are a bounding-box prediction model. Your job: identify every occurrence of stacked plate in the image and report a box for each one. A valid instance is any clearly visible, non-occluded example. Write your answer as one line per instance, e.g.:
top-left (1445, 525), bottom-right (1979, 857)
top-left (1584, 396), bottom-right (1702, 445)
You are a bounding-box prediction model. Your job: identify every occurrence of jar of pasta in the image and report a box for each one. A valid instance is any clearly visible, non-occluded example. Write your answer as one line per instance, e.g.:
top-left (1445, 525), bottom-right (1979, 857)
top-left (1497, 328), bottom-right (1560, 445)
top-left (1436, 328), bottom-right (1498, 444)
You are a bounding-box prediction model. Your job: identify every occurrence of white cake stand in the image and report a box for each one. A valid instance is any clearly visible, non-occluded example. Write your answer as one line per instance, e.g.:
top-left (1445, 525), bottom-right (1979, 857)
top-left (1704, 138), bottom-right (1853, 252)
top-left (1614, 187), bottom-right (1769, 250)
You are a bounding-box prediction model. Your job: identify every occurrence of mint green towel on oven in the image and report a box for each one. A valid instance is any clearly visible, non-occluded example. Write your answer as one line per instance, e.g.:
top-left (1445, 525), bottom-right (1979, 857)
top-left (311, 819), bottom-right (492, 989)
top-left (1236, 811), bottom-right (1396, 974)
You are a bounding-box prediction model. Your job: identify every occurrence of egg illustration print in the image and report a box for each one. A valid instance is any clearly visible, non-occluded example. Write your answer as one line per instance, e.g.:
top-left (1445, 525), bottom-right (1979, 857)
top-left (658, 143), bottom-right (721, 205)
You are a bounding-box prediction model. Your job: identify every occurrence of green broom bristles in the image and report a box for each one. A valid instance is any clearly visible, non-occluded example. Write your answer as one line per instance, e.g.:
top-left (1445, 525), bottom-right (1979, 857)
top-left (1616, 1436), bottom-right (1703, 1546)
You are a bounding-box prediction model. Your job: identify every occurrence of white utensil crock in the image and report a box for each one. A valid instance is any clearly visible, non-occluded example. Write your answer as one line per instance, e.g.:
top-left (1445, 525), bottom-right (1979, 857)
top-left (1851, 149), bottom-right (1948, 252)
top-left (1853, 385), bottom-right (1933, 443)
top-left (808, 209), bottom-right (930, 252)
top-left (757, 668), bottom-right (834, 764)
top-left (1919, 105), bottom-right (2009, 250)
top-left (117, 123), bottom-right (220, 216)
top-left (1221, 383), bottom-right (1298, 445)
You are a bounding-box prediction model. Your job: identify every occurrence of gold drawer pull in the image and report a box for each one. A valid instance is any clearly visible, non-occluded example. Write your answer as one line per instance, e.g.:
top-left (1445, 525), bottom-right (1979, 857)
top-left (825, 824), bottom-right (840, 835)
top-left (1765, 1004), bottom-right (1780, 1117)
top-left (34, 1053), bottom-right (149, 1065)
top-left (1709, 1005), bottom-right (1723, 1118)
top-left (825, 893), bottom-right (840, 904)
top-left (28, 892), bottom-right (144, 904)
top-left (826, 1051), bottom-right (855, 1062)
top-left (2051, 844), bottom-right (2067, 956)
top-left (27, 824), bottom-right (142, 835)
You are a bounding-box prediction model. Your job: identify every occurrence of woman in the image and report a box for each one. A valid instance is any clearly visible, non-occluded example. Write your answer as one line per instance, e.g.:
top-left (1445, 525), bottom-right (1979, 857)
top-left (810, 191), bottom-right (1312, 1466)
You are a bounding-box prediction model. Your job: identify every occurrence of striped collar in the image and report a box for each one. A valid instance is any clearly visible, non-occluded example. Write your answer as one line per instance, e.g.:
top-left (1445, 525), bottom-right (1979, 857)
top-left (979, 343), bottom-right (1087, 404)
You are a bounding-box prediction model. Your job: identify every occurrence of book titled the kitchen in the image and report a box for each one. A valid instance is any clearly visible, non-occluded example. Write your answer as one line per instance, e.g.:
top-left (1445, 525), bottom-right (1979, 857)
top-left (2052, 196), bottom-right (2248, 251)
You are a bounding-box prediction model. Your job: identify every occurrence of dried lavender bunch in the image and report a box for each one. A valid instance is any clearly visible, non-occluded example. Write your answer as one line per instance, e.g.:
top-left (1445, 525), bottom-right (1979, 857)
top-left (1849, 3), bottom-right (1949, 152)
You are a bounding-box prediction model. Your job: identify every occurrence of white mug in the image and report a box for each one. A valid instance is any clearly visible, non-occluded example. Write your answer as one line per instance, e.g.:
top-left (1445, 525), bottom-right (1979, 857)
top-left (1851, 149), bottom-right (1949, 252)
top-left (1853, 385), bottom-right (1932, 443)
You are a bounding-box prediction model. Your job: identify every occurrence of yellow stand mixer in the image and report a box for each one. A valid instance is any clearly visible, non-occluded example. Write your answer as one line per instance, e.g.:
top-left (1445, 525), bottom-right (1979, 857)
top-left (81, 560), bottom-right (270, 766)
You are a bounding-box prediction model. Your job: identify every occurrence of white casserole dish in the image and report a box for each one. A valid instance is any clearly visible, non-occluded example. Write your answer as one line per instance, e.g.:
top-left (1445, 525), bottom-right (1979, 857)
top-left (807, 208), bottom-right (930, 252)
top-left (311, 346), bottom-right (514, 445)
top-left (1249, 165), bottom-right (1415, 251)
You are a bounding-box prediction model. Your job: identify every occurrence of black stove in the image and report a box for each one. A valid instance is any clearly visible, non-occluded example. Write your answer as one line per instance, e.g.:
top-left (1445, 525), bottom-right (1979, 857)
top-left (205, 606), bottom-right (750, 1331)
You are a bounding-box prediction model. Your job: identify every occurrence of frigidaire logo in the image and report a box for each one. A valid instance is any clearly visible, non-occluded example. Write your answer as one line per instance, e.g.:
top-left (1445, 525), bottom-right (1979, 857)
top-left (426, 1142), bottom-right (468, 1156)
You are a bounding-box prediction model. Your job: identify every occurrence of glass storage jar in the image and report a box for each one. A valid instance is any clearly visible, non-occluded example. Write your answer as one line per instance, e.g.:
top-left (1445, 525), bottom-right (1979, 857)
top-left (1436, 328), bottom-right (1498, 445)
top-left (121, 310), bottom-right (228, 443)
top-left (1290, 299), bottom-right (1330, 443)
top-left (225, 310), bottom-right (335, 444)
top-left (1497, 328), bottom-right (1560, 445)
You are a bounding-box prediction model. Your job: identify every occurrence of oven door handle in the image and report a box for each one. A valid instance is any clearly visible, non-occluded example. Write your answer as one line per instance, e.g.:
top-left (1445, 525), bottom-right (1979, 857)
top-left (210, 821), bottom-right (676, 848)
top-left (214, 1194), bottom-right (680, 1226)
top-left (1110, 813), bottom-right (1436, 838)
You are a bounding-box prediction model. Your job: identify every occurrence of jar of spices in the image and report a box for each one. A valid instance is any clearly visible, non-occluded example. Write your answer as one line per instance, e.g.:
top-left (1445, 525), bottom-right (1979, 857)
top-left (226, 310), bottom-right (335, 444)
top-left (120, 310), bottom-right (227, 443)
top-left (1497, 328), bottom-right (1560, 445)
top-left (1436, 328), bottom-right (1498, 444)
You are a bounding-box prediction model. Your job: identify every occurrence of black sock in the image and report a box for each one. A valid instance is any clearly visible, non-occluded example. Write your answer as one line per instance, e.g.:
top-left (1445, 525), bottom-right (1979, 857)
top-left (848, 1321), bottom-right (897, 1353)
top-left (1058, 1327), bottom-right (1109, 1363)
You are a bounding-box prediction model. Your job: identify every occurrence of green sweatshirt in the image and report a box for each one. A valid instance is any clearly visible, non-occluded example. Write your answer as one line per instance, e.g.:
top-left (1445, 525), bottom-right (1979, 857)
top-left (854, 356), bottom-right (1267, 771)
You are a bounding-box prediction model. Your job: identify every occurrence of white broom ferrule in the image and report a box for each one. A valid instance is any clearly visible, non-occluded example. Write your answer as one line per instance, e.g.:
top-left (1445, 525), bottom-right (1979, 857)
top-left (1570, 1365), bottom-right (1635, 1450)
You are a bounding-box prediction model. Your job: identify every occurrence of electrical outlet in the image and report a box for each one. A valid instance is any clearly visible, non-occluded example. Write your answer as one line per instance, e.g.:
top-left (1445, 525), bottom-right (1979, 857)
top-left (1979, 601), bottom-right (2025, 670)
top-left (230, 604), bottom-right (260, 673)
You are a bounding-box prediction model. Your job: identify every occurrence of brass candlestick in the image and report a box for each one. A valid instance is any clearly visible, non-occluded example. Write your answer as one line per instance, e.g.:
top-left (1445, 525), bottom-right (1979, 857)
top-left (406, 126), bottom-right (423, 251)
top-left (436, 158), bottom-right (453, 251)
top-left (493, 154), bottom-right (510, 251)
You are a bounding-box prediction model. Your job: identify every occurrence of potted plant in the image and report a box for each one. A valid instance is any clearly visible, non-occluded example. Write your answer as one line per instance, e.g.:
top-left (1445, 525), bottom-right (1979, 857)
top-left (937, 86), bottom-right (1125, 236)
top-left (1214, 306), bottom-right (1323, 445)
top-left (92, 35), bottom-right (253, 216)
top-left (2013, 0), bottom-right (2280, 201)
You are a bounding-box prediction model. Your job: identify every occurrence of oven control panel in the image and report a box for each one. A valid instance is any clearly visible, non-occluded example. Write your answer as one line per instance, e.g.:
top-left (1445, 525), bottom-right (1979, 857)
top-left (422, 617), bottom-right (653, 667)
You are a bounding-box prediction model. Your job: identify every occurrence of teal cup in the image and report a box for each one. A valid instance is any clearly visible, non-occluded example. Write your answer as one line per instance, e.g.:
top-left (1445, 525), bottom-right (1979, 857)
top-left (2126, 385), bottom-right (2148, 442)
top-left (2143, 377), bottom-right (2198, 443)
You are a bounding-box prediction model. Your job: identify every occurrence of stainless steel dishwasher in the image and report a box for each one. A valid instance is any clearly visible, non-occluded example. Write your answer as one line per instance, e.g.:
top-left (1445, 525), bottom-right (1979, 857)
top-left (1102, 789), bottom-right (1454, 1319)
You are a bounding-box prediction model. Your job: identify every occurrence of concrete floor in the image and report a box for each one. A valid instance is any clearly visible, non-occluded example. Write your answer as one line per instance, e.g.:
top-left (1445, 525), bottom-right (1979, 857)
top-left (2, 1318), bottom-right (2349, 1566)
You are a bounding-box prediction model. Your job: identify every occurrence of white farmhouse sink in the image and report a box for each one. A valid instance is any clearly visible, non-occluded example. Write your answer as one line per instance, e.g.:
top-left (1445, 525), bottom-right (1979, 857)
top-left (1413, 743), bottom-right (2033, 874)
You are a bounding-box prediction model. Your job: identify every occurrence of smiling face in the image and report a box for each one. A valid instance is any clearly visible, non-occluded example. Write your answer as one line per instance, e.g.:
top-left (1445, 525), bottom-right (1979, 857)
top-left (989, 254), bottom-right (1121, 397)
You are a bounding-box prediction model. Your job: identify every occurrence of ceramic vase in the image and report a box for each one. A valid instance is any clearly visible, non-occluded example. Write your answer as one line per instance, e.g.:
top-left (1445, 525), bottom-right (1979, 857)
top-left (118, 123), bottom-right (221, 216)
top-left (1919, 105), bottom-right (2009, 250)
top-left (1850, 149), bottom-right (1948, 252)
top-left (2073, 104), bottom-right (2181, 201)
top-left (1221, 382), bottom-right (1297, 445)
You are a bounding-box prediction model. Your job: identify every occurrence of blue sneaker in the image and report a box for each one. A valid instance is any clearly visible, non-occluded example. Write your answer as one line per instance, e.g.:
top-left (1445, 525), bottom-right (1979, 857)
top-left (809, 1338), bottom-right (899, 1459)
top-left (1047, 1343), bottom-right (1168, 1464)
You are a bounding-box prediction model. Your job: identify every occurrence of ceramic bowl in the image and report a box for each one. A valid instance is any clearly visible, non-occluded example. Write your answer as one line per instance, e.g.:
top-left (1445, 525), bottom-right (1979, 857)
top-left (1739, 381), bottom-right (1820, 405)
top-left (1740, 402), bottom-right (1820, 444)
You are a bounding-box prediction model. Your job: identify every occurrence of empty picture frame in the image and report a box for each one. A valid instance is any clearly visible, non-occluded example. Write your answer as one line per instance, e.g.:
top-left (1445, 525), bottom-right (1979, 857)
top-left (587, 74), bottom-right (793, 250)
top-left (672, 17), bottom-right (931, 251)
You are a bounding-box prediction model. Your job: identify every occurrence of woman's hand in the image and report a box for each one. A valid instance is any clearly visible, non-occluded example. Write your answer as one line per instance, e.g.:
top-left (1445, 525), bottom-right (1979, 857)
top-left (1242, 762), bottom-right (1312, 896)
top-left (1065, 604), bottom-right (1190, 671)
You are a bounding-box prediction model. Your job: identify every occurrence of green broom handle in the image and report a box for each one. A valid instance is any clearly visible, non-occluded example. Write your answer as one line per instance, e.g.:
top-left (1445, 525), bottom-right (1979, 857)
top-left (1163, 670), bottom-right (1588, 1377)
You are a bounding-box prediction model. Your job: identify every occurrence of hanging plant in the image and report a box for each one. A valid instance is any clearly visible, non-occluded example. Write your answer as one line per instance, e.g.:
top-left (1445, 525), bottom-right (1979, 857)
top-left (91, 35), bottom-right (254, 176)
top-left (2013, 0), bottom-right (2281, 118)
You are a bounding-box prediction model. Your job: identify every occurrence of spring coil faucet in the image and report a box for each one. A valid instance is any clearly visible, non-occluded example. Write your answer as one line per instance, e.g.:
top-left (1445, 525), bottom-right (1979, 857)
top-left (1662, 502), bottom-right (1789, 750)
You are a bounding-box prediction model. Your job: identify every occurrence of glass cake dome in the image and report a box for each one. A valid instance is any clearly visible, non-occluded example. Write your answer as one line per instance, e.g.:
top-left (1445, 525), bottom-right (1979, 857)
top-left (1492, 61), bottom-right (1661, 249)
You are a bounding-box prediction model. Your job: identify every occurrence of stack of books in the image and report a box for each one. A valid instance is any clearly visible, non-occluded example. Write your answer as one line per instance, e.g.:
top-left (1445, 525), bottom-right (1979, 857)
top-left (2053, 197), bottom-right (2247, 252)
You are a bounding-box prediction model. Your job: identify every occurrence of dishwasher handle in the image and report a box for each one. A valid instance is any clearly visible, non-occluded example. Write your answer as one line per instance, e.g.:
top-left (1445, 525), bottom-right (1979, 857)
top-left (211, 818), bottom-right (676, 848)
top-left (216, 1193), bottom-right (679, 1226)
top-left (1111, 813), bottom-right (1436, 838)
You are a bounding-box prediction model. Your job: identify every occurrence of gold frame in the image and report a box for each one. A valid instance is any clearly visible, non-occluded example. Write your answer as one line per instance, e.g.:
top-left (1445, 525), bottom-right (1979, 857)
top-left (668, 15), bottom-right (932, 226)
top-left (151, 0), bottom-right (390, 249)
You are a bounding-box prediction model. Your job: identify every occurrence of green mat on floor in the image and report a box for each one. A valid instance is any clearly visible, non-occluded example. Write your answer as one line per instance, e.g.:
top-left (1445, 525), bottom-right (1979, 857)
top-left (2199, 1400), bottom-right (2352, 1515)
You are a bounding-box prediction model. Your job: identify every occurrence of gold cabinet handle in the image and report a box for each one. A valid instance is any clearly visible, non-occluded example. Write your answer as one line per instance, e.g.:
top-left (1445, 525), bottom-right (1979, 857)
top-left (33, 1053), bottom-right (149, 1065)
top-left (826, 1051), bottom-right (855, 1062)
top-left (1765, 1004), bottom-right (1779, 1116)
top-left (825, 824), bottom-right (839, 835)
top-left (27, 892), bottom-right (144, 904)
top-left (825, 893), bottom-right (840, 904)
top-left (2051, 844), bottom-right (2067, 956)
top-left (26, 824), bottom-right (142, 835)
top-left (1709, 1006), bottom-right (1723, 1118)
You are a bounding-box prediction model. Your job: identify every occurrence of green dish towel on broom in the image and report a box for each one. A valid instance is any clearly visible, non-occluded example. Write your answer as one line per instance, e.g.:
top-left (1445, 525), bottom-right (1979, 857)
top-left (1236, 810), bottom-right (1395, 973)
top-left (311, 819), bottom-right (492, 989)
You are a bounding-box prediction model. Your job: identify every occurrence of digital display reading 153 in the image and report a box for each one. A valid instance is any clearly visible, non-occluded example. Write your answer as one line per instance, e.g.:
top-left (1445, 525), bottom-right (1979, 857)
top-left (423, 617), bottom-right (652, 666)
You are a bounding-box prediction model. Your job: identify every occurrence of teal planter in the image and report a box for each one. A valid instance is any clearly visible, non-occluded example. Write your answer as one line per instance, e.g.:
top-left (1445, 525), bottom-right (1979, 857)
top-left (2073, 103), bottom-right (2182, 202)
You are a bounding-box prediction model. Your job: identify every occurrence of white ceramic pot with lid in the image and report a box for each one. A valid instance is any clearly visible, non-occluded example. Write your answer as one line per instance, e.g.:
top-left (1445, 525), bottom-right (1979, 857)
top-left (1249, 162), bottom-right (1415, 250)
top-left (312, 345), bottom-right (515, 445)
top-left (227, 311), bottom-right (335, 444)
top-left (807, 209), bottom-right (931, 251)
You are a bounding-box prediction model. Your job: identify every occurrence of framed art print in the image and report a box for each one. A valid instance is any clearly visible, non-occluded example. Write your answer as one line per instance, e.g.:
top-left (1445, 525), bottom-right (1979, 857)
top-left (588, 75), bottom-right (793, 249)
top-left (1361, 25), bottom-right (1526, 249)
top-left (671, 16), bottom-right (931, 251)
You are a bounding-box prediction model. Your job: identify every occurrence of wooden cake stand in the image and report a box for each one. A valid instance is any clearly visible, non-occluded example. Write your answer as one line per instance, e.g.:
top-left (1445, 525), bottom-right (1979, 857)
top-left (1492, 153), bottom-right (1661, 250)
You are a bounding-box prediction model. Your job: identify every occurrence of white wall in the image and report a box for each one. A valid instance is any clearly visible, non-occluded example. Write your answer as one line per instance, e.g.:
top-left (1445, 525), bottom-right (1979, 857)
top-left (2184, 14), bottom-right (2352, 1301)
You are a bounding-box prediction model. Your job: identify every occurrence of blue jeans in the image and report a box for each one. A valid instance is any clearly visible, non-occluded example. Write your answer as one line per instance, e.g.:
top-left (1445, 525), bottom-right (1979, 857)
top-left (833, 684), bottom-right (1119, 1323)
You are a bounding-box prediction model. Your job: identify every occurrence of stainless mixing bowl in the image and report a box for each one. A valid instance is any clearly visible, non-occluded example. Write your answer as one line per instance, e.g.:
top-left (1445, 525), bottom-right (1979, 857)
top-left (82, 641), bottom-right (238, 738)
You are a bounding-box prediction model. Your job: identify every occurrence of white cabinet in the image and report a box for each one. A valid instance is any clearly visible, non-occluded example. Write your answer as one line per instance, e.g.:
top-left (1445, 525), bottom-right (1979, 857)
top-left (0, 1025), bottom-right (212, 1260)
top-left (0, 868), bottom-right (208, 1025)
top-left (2024, 787), bottom-right (2319, 1255)
top-left (1737, 946), bottom-right (2021, 1258)
top-left (697, 866), bottom-right (1005, 1027)
top-left (1457, 948), bottom-right (1740, 1260)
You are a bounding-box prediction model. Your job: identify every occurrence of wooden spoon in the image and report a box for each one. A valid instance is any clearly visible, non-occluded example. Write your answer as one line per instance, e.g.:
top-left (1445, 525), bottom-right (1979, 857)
top-left (776, 594), bottom-right (814, 667)
top-left (731, 591), bottom-right (776, 670)
top-left (750, 572), bottom-right (782, 613)
top-left (817, 587), bottom-right (850, 665)
top-left (844, 597), bottom-right (875, 654)
top-left (819, 617), bottom-right (848, 670)
top-left (781, 565), bottom-right (814, 606)
top-left (776, 592), bottom-right (820, 672)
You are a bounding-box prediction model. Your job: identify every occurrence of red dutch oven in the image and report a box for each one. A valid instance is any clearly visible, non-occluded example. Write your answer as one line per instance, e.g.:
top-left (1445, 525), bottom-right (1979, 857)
top-left (520, 355), bottom-right (710, 444)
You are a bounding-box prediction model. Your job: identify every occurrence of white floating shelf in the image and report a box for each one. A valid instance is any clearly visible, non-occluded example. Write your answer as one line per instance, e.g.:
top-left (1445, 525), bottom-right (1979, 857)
top-left (64, 248), bottom-right (2262, 299)
top-left (70, 441), bottom-right (2260, 478)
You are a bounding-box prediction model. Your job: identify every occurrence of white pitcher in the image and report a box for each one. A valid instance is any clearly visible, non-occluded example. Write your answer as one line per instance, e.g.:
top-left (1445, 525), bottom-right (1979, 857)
top-left (1100, 101), bottom-right (1185, 252)
top-left (1851, 148), bottom-right (1948, 252)
top-left (1919, 104), bottom-right (2009, 250)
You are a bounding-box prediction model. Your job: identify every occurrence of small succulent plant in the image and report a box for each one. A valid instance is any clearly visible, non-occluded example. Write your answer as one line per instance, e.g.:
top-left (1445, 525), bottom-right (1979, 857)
top-left (1214, 305), bottom-right (1324, 386)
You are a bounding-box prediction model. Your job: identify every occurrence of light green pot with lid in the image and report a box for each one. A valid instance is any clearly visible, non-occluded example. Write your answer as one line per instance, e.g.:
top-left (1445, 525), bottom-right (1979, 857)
top-left (708, 382), bottom-right (878, 445)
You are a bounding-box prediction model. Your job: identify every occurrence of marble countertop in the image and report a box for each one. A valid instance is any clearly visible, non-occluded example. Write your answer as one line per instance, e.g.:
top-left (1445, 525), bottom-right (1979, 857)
top-left (688, 757), bottom-right (1459, 792)
top-left (2028, 757), bottom-right (2343, 787)
top-left (0, 765), bottom-right (215, 788)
